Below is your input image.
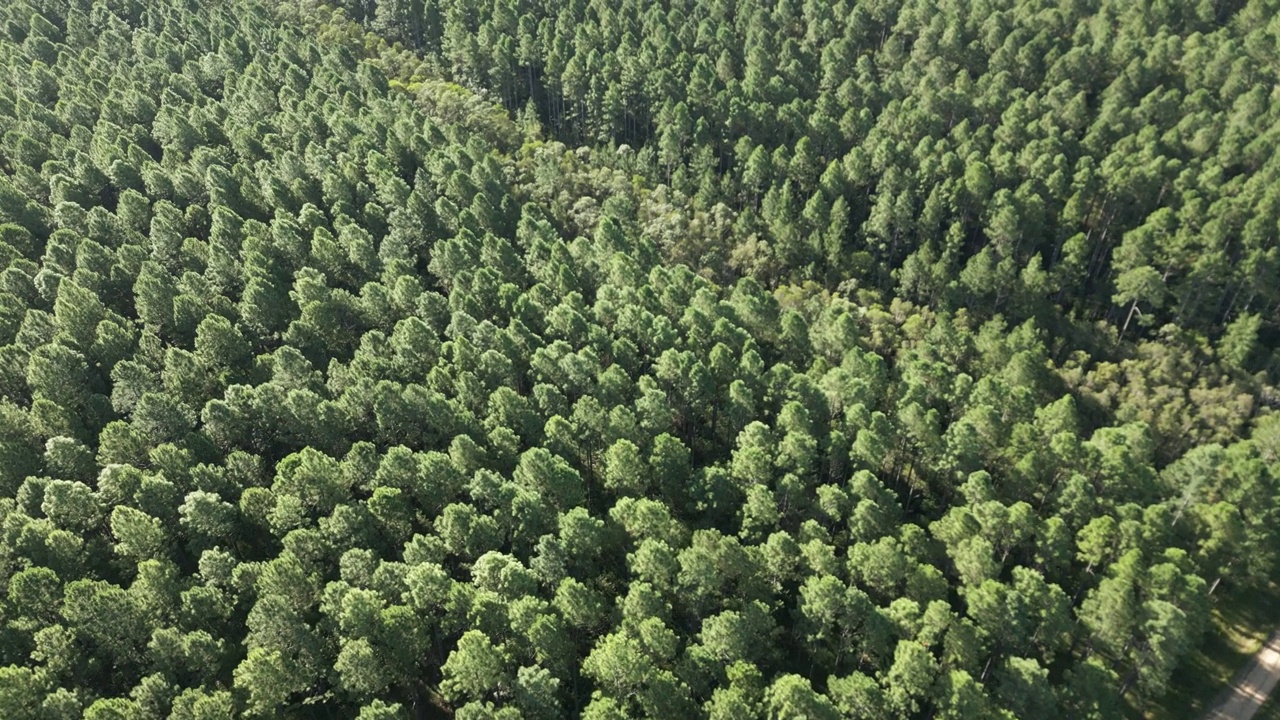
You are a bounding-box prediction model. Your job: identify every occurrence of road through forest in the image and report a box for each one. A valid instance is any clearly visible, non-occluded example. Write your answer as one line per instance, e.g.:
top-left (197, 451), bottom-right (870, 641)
top-left (1205, 630), bottom-right (1280, 720)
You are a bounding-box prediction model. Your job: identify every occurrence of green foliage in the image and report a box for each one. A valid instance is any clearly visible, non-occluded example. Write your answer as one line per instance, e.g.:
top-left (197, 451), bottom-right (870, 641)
top-left (0, 0), bottom-right (1273, 718)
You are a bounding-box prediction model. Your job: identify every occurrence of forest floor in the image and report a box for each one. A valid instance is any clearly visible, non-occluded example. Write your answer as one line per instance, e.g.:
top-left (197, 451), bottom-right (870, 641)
top-left (1146, 584), bottom-right (1280, 717)
top-left (1143, 583), bottom-right (1280, 719)
top-left (1202, 630), bottom-right (1280, 720)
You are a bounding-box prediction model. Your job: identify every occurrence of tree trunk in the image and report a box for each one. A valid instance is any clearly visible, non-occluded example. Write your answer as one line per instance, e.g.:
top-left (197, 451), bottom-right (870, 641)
top-left (1121, 300), bottom-right (1140, 336)
top-left (980, 652), bottom-right (997, 684)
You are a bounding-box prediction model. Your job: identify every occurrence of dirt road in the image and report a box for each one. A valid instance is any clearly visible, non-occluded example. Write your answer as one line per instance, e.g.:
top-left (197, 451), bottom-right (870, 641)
top-left (1206, 630), bottom-right (1280, 720)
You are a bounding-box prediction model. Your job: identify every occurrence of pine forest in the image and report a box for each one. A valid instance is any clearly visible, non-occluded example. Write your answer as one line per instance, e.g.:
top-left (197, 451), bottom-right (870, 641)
top-left (0, 0), bottom-right (1279, 718)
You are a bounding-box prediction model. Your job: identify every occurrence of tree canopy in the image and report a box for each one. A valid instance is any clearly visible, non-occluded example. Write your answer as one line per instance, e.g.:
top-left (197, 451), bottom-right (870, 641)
top-left (0, 0), bottom-right (1275, 718)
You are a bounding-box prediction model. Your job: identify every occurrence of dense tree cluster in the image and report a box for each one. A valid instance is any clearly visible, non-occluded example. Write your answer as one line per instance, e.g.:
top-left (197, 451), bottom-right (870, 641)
top-left (347, 0), bottom-right (1280, 360)
top-left (0, 0), bottom-right (1275, 719)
